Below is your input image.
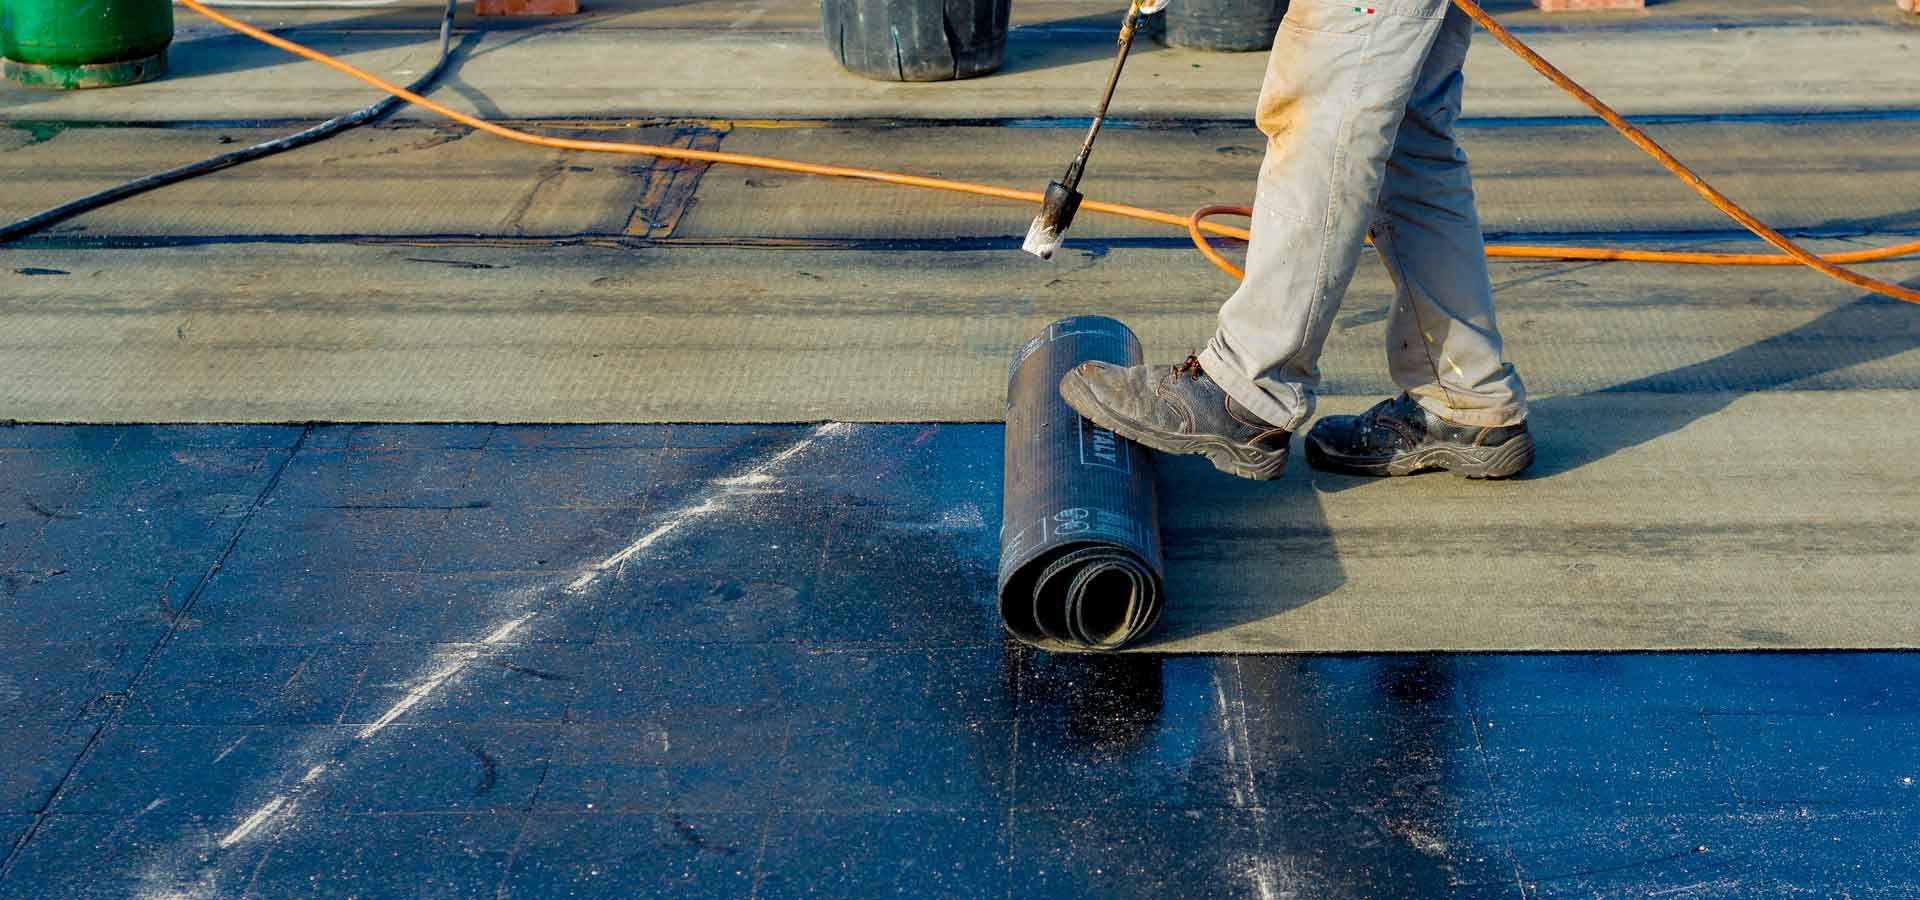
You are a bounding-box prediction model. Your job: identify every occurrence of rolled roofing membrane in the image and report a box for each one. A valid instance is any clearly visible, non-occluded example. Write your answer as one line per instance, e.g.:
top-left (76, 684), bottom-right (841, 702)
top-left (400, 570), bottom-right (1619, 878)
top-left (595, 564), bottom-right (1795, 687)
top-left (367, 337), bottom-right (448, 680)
top-left (998, 316), bottom-right (1165, 651)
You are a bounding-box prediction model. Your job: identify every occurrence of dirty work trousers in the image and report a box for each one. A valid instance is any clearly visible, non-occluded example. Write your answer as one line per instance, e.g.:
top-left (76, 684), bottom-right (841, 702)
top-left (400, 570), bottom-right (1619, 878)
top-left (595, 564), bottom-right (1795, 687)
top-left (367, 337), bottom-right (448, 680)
top-left (1196, 0), bottom-right (1528, 430)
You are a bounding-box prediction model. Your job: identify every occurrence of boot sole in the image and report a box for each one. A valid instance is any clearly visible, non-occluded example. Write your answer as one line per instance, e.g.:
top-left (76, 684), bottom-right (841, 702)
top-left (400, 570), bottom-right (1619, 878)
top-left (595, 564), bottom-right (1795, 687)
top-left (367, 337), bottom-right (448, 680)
top-left (1306, 431), bottom-right (1535, 480)
top-left (1059, 376), bottom-right (1289, 481)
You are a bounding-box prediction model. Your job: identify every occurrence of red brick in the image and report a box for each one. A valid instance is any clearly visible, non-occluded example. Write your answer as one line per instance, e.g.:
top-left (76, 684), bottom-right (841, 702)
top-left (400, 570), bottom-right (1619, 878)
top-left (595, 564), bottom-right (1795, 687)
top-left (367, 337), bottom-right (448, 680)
top-left (475, 0), bottom-right (579, 15)
top-left (1534, 0), bottom-right (1644, 10)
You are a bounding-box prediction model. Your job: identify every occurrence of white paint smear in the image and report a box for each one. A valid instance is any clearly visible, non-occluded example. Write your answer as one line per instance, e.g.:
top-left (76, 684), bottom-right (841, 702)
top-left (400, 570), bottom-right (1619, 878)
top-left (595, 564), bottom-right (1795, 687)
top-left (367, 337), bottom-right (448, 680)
top-left (210, 735), bottom-right (247, 765)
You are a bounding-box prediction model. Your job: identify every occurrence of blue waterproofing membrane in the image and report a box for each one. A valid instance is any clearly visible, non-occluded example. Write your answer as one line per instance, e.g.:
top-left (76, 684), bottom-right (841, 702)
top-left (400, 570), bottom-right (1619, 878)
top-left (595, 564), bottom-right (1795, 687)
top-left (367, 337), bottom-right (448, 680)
top-left (1, 423), bottom-right (1917, 898)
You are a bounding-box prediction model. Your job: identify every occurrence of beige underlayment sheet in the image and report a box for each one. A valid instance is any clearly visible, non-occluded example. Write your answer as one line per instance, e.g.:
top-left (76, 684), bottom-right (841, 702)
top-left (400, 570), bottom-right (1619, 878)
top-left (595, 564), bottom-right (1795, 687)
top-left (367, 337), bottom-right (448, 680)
top-left (4, 242), bottom-right (1916, 422)
top-left (4, 121), bottom-right (1915, 242)
top-left (4, 242), bottom-right (1918, 651)
top-left (1135, 390), bottom-right (1920, 653)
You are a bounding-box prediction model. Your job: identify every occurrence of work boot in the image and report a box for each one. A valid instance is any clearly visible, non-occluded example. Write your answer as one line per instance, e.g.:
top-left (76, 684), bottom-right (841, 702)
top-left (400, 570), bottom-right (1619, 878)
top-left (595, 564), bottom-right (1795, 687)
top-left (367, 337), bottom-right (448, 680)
top-left (1305, 393), bottom-right (1534, 479)
top-left (1059, 355), bottom-right (1292, 481)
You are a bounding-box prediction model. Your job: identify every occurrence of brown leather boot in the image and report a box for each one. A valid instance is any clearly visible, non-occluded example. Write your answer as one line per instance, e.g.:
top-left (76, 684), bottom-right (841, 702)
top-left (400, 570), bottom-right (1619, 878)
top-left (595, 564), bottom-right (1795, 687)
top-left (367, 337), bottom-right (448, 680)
top-left (1059, 355), bottom-right (1292, 481)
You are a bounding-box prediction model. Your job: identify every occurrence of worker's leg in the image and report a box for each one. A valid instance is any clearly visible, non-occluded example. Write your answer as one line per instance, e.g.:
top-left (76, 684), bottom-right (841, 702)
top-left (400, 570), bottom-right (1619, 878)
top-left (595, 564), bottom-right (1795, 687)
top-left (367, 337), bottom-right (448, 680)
top-left (1301, 5), bottom-right (1535, 479)
top-left (1371, 3), bottom-right (1526, 428)
top-left (1055, 0), bottom-right (1458, 481)
top-left (1197, 0), bottom-right (1456, 432)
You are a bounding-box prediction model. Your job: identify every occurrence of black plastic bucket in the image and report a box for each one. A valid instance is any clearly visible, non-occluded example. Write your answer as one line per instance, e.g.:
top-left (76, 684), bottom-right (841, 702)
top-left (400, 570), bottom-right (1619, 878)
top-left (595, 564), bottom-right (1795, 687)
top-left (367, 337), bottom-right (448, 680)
top-left (1159, 0), bottom-right (1288, 52)
top-left (821, 0), bottom-right (1012, 81)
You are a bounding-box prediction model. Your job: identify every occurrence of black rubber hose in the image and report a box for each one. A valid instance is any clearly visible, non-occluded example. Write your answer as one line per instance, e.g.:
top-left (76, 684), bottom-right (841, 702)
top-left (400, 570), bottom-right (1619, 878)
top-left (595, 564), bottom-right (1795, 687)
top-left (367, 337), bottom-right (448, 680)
top-left (0, 0), bottom-right (459, 244)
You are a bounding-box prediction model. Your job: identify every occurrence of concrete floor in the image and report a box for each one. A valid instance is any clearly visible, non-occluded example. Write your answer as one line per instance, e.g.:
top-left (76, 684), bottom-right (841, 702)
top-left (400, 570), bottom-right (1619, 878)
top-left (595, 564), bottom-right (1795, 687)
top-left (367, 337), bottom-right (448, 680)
top-left (4, 0), bottom-right (1920, 895)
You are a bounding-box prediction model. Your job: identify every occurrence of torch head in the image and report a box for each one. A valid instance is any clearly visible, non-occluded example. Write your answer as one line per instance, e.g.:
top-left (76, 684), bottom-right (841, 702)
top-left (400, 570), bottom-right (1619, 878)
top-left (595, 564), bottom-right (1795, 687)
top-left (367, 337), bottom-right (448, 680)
top-left (1022, 180), bottom-right (1084, 260)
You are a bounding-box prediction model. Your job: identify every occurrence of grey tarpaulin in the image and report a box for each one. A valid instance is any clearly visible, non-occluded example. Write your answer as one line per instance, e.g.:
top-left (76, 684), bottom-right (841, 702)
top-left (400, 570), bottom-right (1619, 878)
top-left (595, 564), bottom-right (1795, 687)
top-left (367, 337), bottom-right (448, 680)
top-left (998, 316), bottom-right (1165, 651)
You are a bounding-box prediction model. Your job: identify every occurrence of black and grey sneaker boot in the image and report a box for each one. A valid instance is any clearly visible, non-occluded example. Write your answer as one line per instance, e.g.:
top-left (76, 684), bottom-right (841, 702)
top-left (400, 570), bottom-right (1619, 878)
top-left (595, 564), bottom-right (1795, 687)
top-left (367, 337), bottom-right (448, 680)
top-left (1059, 355), bottom-right (1292, 481)
top-left (1305, 393), bottom-right (1534, 479)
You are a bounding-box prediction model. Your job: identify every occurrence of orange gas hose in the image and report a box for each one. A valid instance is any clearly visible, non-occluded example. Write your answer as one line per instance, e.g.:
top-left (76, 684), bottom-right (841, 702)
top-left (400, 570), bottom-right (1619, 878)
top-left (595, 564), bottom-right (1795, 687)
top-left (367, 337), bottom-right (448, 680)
top-left (176, 0), bottom-right (1919, 303)
top-left (1453, 0), bottom-right (1919, 303)
top-left (1188, 204), bottom-right (1920, 283)
top-left (1186, 201), bottom-right (1920, 283)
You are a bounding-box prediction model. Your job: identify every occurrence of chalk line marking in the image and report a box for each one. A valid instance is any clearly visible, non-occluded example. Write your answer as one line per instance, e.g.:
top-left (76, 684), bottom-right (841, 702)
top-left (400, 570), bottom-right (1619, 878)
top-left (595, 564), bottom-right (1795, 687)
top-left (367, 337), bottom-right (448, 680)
top-left (149, 423), bottom-right (855, 897)
top-left (566, 422), bottom-right (849, 594)
top-left (356, 612), bottom-right (534, 740)
top-left (217, 797), bottom-right (287, 849)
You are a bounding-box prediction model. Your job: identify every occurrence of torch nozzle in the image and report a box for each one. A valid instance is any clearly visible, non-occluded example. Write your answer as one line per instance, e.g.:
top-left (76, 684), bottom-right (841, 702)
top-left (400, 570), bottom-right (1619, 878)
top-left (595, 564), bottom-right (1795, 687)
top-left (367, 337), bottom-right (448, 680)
top-left (1019, 0), bottom-right (1150, 263)
top-left (1022, 180), bottom-right (1084, 260)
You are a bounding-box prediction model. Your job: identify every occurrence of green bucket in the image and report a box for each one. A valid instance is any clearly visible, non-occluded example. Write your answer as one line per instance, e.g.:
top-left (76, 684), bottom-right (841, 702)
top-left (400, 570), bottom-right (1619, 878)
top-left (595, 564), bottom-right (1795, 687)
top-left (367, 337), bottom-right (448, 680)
top-left (2, 0), bottom-right (174, 89)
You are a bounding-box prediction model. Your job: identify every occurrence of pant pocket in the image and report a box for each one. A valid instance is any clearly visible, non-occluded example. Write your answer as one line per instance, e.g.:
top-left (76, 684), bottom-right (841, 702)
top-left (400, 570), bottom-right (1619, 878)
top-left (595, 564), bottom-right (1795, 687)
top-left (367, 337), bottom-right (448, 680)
top-left (1251, 2), bottom-right (1369, 217)
top-left (1275, 0), bottom-right (1380, 36)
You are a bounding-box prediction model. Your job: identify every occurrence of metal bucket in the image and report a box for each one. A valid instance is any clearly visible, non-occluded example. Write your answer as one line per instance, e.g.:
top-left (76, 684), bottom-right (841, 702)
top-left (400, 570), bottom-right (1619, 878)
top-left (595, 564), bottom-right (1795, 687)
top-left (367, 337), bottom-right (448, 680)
top-left (3, 0), bottom-right (174, 89)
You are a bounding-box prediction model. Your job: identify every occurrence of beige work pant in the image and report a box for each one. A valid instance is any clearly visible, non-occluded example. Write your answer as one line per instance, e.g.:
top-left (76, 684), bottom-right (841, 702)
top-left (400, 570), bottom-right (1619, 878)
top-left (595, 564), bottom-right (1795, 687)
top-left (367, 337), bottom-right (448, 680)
top-left (1197, 0), bottom-right (1528, 431)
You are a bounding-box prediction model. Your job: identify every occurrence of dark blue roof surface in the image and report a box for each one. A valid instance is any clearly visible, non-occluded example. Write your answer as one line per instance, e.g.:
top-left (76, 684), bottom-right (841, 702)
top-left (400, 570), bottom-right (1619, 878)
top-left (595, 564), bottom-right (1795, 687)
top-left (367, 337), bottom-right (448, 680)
top-left (2, 423), bottom-right (1917, 898)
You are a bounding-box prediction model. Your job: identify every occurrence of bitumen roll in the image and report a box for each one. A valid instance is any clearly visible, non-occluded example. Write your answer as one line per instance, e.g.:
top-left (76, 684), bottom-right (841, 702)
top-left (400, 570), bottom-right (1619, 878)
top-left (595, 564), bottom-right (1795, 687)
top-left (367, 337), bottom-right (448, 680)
top-left (997, 315), bottom-right (1165, 651)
